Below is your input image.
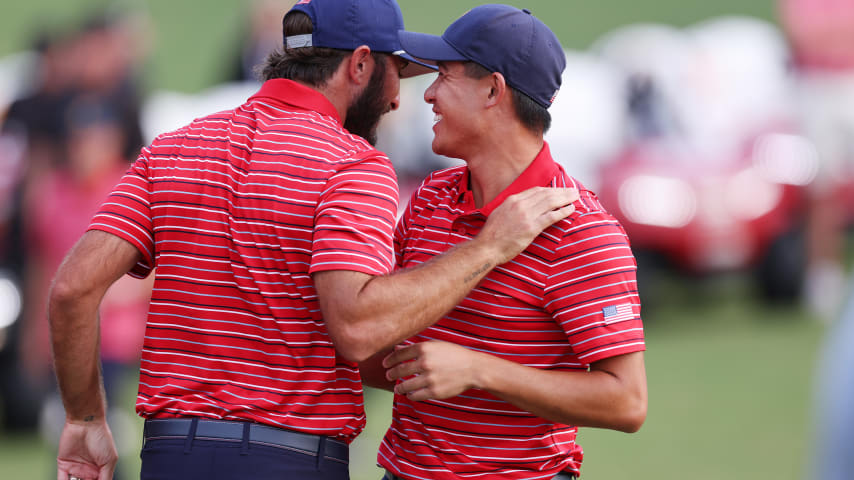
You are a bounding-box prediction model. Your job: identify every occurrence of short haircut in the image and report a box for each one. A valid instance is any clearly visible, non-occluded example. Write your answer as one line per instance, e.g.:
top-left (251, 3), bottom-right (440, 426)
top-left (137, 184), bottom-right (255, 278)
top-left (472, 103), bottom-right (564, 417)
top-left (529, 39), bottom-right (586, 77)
top-left (463, 61), bottom-right (552, 135)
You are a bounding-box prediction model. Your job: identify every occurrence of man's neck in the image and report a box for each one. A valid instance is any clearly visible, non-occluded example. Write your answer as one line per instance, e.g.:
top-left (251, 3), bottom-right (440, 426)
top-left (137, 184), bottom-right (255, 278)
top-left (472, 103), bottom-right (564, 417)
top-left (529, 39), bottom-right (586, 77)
top-left (467, 130), bottom-right (544, 208)
top-left (294, 70), bottom-right (353, 126)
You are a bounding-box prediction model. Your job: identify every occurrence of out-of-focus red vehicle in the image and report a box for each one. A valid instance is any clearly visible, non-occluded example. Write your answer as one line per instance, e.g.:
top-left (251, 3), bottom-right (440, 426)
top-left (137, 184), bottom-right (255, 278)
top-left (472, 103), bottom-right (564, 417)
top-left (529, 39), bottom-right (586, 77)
top-left (596, 126), bottom-right (816, 302)
top-left (585, 17), bottom-right (823, 303)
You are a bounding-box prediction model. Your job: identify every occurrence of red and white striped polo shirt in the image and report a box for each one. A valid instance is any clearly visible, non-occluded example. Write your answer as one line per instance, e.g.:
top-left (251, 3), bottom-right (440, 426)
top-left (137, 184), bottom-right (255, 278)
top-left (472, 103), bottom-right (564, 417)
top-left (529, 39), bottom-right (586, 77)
top-left (88, 79), bottom-right (399, 442)
top-left (378, 143), bottom-right (645, 478)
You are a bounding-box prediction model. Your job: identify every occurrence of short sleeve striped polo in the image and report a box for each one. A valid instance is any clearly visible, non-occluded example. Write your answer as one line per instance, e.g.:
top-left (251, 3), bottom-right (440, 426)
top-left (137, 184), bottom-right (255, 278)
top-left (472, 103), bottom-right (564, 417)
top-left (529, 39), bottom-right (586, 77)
top-left (88, 79), bottom-right (399, 442)
top-left (379, 142), bottom-right (645, 478)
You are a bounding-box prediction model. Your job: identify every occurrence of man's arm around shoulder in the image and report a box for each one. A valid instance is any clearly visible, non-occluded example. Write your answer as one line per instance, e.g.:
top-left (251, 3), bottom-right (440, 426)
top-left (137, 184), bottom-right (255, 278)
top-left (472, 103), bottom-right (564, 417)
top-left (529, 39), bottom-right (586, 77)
top-left (314, 186), bottom-right (580, 363)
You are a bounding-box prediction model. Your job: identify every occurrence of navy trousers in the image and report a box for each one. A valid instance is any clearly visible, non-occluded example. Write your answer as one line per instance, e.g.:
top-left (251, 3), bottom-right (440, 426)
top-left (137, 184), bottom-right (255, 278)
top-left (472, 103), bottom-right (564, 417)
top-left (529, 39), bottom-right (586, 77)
top-left (140, 422), bottom-right (349, 480)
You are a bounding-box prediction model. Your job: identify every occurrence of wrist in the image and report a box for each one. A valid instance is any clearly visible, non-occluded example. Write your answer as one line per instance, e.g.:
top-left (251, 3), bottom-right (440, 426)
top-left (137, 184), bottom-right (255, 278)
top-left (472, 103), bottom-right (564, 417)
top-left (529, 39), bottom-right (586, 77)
top-left (459, 237), bottom-right (502, 278)
top-left (66, 413), bottom-right (108, 426)
top-left (65, 397), bottom-right (107, 425)
top-left (470, 350), bottom-right (496, 391)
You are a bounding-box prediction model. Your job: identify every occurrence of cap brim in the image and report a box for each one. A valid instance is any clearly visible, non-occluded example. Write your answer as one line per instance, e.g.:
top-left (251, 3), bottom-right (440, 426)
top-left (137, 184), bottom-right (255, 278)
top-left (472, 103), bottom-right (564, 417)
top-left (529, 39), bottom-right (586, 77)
top-left (394, 51), bottom-right (438, 78)
top-left (398, 30), bottom-right (469, 65)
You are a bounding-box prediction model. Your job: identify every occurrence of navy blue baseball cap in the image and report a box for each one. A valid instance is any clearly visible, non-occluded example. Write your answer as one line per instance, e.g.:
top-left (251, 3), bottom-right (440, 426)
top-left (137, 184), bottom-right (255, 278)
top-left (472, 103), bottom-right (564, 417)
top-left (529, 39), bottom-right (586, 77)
top-left (398, 4), bottom-right (566, 107)
top-left (284, 0), bottom-right (435, 77)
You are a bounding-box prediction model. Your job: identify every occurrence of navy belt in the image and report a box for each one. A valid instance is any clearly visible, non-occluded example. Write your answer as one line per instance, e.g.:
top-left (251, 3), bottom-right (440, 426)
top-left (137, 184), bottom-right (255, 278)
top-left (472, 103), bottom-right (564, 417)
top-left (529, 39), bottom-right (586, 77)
top-left (143, 418), bottom-right (348, 463)
top-left (384, 471), bottom-right (576, 480)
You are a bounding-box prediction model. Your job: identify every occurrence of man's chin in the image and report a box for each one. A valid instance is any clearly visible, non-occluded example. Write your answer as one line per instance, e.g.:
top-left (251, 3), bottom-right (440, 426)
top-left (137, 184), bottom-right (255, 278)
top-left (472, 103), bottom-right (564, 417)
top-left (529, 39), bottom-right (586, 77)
top-left (431, 139), bottom-right (448, 157)
top-left (431, 141), bottom-right (464, 162)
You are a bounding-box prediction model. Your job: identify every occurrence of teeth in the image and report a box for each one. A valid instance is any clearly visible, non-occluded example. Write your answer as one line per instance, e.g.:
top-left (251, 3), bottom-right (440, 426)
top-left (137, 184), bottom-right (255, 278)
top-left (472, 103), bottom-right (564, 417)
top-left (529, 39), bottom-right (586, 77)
top-left (433, 113), bottom-right (442, 124)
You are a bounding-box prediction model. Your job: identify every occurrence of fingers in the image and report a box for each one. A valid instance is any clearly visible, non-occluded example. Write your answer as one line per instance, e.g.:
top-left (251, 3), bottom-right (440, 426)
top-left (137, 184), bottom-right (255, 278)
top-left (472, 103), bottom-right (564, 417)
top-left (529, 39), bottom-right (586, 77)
top-left (56, 422), bottom-right (118, 480)
top-left (61, 465), bottom-right (113, 480)
top-left (512, 186), bottom-right (578, 203)
top-left (384, 345), bottom-right (422, 381)
top-left (383, 344), bottom-right (432, 399)
top-left (538, 203), bottom-right (576, 229)
top-left (394, 375), bottom-right (432, 401)
top-left (516, 187), bottom-right (579, 219)
top-left (496, 187), bottom-right (579, 231)
top-left (97, 465), bottom-right (117, 480)
top-left (481, 186), bottom-right (579, 265)
top-left (382, 344), bottom-right (419, 369)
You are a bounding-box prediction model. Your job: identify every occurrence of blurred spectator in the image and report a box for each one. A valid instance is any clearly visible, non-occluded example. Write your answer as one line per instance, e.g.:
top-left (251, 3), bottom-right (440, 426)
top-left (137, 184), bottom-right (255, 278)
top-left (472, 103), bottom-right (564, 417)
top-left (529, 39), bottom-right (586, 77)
top-left (807, 280), bottom-right (854, 479)
top-left (226, 0), bottom-right (296, 82)
top-left (19, 96), bottom-right (151, 480)
top-left (0, 28), bottom-right (81, 431)
top-left (0, 7), bottom-right (151, 434)
top-left (2, 9), bottom-right (148, 263)
top-left (779, 0), bottom-right (854, 319)
top-left (70, 11), bottom-right (147, 160)
top-left (19, 96), bottom-right (150, 396)
top-left (2, 30), bottom-right (76, 176)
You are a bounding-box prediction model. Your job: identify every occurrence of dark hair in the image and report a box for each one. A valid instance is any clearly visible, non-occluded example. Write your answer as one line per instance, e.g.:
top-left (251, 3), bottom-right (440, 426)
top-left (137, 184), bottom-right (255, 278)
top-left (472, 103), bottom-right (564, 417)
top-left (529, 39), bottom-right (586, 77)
top-left (258, 11), bottom-right (350, 86)
top-left (463, 61), bottom-right (551, 135)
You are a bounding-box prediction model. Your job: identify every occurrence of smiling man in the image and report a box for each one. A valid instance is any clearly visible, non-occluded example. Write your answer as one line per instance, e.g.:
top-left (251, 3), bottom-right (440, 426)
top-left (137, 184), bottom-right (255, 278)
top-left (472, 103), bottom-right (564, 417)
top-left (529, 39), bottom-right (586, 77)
top-left (367, 5), bottom-right (648, 480)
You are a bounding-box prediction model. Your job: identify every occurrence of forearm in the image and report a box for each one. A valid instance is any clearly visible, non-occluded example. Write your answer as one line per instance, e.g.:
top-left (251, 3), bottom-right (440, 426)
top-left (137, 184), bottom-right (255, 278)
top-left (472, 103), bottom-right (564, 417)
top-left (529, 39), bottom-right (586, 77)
top-left (317, 186), bottom-right (580, 362)
top-left (49, 288), bottom-right (107, 422)
top-left (360, 239), bottom-right (497, 344)
top-left (317, 237), bottom-right (500, 362)
top-left (474, 353), bottom-right (646, 432)
top-left (388, 342), bottom-right (647, 433)
top-left (473, 352), bottom-right (647, 432)
top-left (48, 230), bottom-right (142, 422)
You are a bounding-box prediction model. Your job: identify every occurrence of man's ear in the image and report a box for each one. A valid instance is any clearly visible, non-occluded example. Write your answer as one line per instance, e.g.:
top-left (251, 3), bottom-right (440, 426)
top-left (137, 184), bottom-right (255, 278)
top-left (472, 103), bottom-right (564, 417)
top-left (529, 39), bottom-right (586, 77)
top-left (347, 45), bottom-right (375, 86)
top-left (485, 72), bottom-right (508, 109)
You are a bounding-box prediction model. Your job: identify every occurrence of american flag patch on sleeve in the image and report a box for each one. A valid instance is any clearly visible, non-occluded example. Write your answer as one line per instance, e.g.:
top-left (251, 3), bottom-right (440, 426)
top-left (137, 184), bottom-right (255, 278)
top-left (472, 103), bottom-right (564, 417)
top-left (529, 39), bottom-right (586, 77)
top-left (602, 304), bottom-right (634, 324)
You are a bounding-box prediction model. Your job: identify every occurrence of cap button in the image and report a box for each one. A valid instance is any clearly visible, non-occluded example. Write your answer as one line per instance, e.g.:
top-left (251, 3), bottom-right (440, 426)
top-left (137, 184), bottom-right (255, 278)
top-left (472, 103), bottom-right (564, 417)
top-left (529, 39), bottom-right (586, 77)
top-left (522, 8), bottom-right (532, 14)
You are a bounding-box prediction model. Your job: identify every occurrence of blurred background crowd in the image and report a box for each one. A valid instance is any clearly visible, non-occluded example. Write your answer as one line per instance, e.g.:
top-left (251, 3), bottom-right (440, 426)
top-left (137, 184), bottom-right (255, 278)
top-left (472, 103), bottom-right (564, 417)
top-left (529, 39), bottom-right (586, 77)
top-left (0, 1), bottom-right (852, 479)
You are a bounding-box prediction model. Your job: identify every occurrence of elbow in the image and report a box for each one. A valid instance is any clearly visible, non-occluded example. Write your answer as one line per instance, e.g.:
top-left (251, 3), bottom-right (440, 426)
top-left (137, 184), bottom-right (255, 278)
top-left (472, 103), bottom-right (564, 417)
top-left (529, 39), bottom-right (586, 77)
top-left (333, 341), bottom-right (375, 364)
top-left (617, 405), bottom-right (647, 433)
top-left (48, 272), bottom-right (84, 320)
top-left (327, 321), bottom-right (380, 364)
top-left (615, 392), bottom-right (647, 433)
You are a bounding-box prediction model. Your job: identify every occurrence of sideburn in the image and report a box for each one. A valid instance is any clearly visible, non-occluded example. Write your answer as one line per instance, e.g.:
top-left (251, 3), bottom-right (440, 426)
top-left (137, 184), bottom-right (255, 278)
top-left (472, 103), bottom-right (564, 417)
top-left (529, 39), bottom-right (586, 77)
top-left (343, 55), bottom-right (388, 146)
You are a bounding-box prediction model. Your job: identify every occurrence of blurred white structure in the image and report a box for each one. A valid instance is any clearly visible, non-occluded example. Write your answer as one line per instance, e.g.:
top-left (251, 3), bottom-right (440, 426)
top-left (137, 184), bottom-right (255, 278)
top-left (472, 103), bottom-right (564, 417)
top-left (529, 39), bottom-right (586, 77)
top-left (686, 16), bottom-right (798, 153)
top-left (545, 50), bottom-right (627, 191)
top-left (0, 51), bottom-right (37, 116)
top-left (591, 17), bottom-right (799, 159)
top-left (140, 81), bottom-right (259, 143)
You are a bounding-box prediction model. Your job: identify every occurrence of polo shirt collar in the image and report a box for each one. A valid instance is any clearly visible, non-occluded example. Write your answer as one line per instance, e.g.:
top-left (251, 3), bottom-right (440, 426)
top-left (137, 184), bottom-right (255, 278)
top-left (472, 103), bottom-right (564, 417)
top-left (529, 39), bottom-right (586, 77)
top-left (458, 141), bottom-right (560, 217)
top-left (249, 79), bottom-right (341, 124)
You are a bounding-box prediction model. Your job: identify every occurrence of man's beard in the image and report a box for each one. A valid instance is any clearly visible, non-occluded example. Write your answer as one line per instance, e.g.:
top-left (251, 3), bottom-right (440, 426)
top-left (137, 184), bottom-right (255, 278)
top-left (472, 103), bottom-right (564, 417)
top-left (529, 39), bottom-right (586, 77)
top-left (344, 57), bottom-right (388, 146)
